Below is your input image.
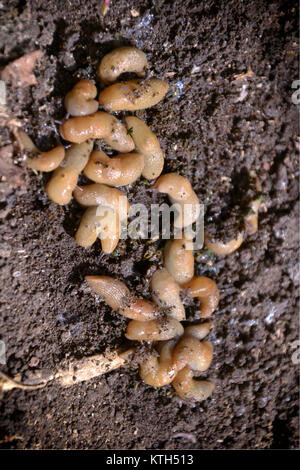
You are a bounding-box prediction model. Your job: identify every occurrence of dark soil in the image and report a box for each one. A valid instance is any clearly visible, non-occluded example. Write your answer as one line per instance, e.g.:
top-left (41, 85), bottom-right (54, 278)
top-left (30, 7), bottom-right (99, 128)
top-left (0, 0), bottom-right (299, 450)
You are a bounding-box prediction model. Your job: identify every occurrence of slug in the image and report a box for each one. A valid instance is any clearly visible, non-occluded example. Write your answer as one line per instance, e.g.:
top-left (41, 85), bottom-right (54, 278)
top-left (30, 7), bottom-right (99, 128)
top-left (151, 268), bottom-right (186, 321)
top-left (172, 366), bottom-right (215, 402)
top-left (153, 173), bottom-right (200, 228)
top-left (85, 275), bottom-right (130, 311)
top-left (98, 78), bottom-right (169, 111)
top-left (173, 337), bottom-right (213, 372)
top-left (204, 231), bottom-right (244, 255)
top-left (64, 79), bottom-right (98, 116)
top-left (244, 198), bottom-right (261, 235)
top-left (182, 276), bottom-right (220, 318)
top-left (125, 116), bottom-right (164, 180)
top-left (18, 130), bottom-right (65, 172)
top-left (164, 237), bottom-right (194, 285)
top-left (75, 206), bottom-right (120, 253)
top-left (84, 150), bottom-right (144, 186)
top-left (125, 317), bottom-right (184, 341)
top-left (85, 275), bottom-right (158, 320)
top-left (59, 112), bottom-right (135, 152)
top-left (98, 47), bottom-right (148, 84)
top-left (46, 140), bottom-right (93, 205)
top-left (73, 183), bottom-right (130, 221)
top-left (139, 340), bottom-right (178, 387)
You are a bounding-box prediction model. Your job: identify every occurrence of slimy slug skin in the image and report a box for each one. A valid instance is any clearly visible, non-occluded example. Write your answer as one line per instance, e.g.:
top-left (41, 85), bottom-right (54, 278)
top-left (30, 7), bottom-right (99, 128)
top-left (164, 237), bottom-right (194, 285)
top-left (151, 268), bottom-right (185, 321)
top-left (125, 317), bottom-right (184, 342)
top-left (98, 78), bottom-right (169, 112)
top-left (46, 140), bottom-right (93, 205)
top-left (85, 275), bottom-right (130, 311)
top-left (98, 47), bottom-right (148, 84)
top-left (64, 79), bottom-right (98, 116)
top-left (172, 366), bottom-right (215, 402)
top-left (182, 276), bottom-right (220, 318)
top-left (125, 116), bottom-right (164, 180)
top-left (59, 112), bottom-right (135, 153)
top-left (204, 231), bottom-right (244, 255)
top-left (139, 341), bottom-right (178, 387)
top-left (73, 183), bottom-right (130, 221)
top-left (75, 206), bottom-right (120, 254)
top-left (84, 150), bottom-right (144, 186)
top-left (18, 130), bottom-right (65, 172)
top-left (153, 173), bottom-right (200, 228)
top-left (26, 146), bottom-right (65, 172)
top-left (173, 337), bottom-right (213, 372)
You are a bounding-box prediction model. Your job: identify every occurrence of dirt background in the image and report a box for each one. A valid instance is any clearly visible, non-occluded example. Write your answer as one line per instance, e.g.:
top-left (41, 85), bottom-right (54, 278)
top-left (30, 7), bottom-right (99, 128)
top-left (0, 0), bottom-right (299, 449)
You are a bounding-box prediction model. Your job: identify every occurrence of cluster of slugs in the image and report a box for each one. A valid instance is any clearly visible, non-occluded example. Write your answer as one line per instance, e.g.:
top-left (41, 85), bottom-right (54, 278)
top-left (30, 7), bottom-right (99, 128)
top-left (20, 46), bottom-right (260, 402)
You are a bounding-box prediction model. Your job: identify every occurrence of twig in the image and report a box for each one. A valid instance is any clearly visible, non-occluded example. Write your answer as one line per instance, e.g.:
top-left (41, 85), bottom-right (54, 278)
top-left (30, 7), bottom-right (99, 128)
top-left (0, 371), bottom-right (50, 392)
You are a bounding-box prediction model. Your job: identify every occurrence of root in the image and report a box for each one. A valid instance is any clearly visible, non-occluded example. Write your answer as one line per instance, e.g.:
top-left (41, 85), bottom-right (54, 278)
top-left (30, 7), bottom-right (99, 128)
top-left (0, 348), bottom-right (135, 394)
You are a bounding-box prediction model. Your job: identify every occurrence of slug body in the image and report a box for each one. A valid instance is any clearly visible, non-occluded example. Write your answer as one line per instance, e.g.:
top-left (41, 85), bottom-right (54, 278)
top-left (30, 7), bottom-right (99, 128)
top-left (204, 231), bottom-right (244, 255)
top-left (151, 268), bottom-right (185, 321)
top-left (153, 173), bottom-right (200, 228)
top-left (84, 150), bottom-right (144, 186)
top-left (125, 116), bottom-right (164, 180)
top-left (173, 337), bottom-right (213, 372)
top-left (73, 183), bottom-right (130, 221)
top-left (244, 199), bottom-right (261, 235)
top-left (18, 130), bottom-right (65, 172)
top-left (46, 140), bottom-right (93, 205)
top-left (121, 298), bottom-right (159, 321)
top-left (182, 276), bottom-right (220, 318)
top-left (98, 47), bottom-right (148, 84)
top-left (85, 275), bottom-right (130, 311)
top-left (75, 206), bottom-right (120, 253)
top-left (172, 366), bottom-right (215, 402)
top-left (139, 341), bottom-right (178, 387)
top-left (164, 237), bottom-right (194, 285)
top-left (183, 323), bottom-right (212, 341)
top-left (99, 78), bottom-right (169, 111)
top-left (64, 79), bottom-right (98, 116)
top-left (59, 112), bottom-right (134, 153)
top-left (85, 275), bottom-right (158, 320)
top-left (125, 317), bottom-right (184, 341)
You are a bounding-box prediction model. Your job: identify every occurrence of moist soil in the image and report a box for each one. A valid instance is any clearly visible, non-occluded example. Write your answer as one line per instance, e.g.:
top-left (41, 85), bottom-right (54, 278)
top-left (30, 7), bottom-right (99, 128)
top-left (0, 0), bottom-right (299, 449)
